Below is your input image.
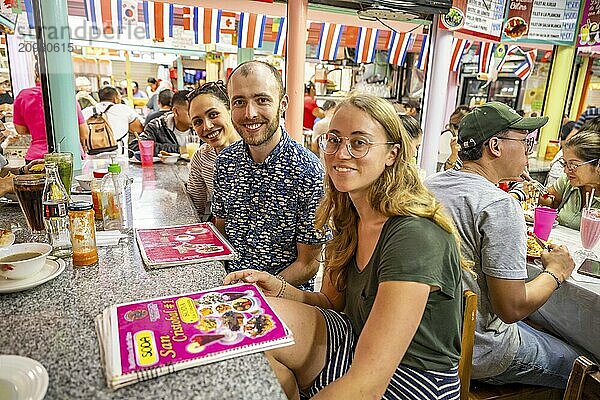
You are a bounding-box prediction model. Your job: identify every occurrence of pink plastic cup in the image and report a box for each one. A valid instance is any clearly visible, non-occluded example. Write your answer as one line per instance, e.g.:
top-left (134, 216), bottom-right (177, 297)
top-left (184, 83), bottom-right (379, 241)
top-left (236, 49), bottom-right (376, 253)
top-left (533, 206), bottom-right (558, 241)
top-left (139, 140), bottom-right (155, 167)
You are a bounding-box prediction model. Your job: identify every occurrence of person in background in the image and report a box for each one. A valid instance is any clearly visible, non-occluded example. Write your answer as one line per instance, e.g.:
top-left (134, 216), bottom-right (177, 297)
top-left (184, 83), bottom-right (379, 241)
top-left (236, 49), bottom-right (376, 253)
top-left (303, 82), bottom-right (325, 130)
top-left (539, 129), bottom-right (600, 230)
top-left (213, 60), bottom-right (328, 291)
top-left (144, 89), bottom-right (173, 126)
top-left (82, 85), bottom-right (143, 155)
top-left (425, 102), bottom-right (578, 389)
top-left (0, 79), bottom-right (14, 122)
top-left (572, 106), bottom-right (600, 134)
top-left (146, 80), bottom-right (173, 114)
top-left (186, 81), bottom-right (240, 220)
top-left (14, 64), bottom-right (89, 163)
top-left (131, 90), bottom-right (192, 156)
top-left (439, 105), bottom-right (470, 171)
top-left (403, 99), bottom-right (421, 120)
top-left (224, 94), bottom-right (465, 399)
top-left (146, 77), bottom-right (159, 98)
top-left (398, 114), bottom-right (423, 160)
top-left (311, 100), bottom-right (336, 154)
top-left (545, 120), bottom-right (577, 187)
top-left (132, 81), bottom-right (147, 99)
top-left (75, 76), bottom-right (98, 110)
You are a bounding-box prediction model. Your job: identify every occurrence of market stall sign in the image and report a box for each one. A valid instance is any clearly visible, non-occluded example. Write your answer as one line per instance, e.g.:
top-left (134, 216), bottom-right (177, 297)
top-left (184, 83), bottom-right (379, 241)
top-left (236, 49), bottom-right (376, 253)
top-left (501, 0), bottom-right (582, 45)
top-left (439, 0), bottom-right (508, 41)
top-left (578, 0), bottom-right (600, 46)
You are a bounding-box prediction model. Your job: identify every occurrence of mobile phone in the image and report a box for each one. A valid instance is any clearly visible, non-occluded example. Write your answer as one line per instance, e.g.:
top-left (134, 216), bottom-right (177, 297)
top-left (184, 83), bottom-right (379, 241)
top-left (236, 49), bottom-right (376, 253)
top-left (577, 258), bottom-right (600, 279)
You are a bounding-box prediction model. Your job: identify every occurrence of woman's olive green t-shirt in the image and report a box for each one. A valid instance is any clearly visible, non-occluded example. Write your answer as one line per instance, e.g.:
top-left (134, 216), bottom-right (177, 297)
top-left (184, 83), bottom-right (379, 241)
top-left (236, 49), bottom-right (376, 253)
top-left (343, 216), bottom-right (462, 372)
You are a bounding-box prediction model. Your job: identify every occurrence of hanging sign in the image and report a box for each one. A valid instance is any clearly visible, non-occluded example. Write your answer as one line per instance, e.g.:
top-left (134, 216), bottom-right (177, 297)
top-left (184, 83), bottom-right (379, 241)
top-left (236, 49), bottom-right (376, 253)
top-left (439, 0), bottom-right (507, 41)
top-left (501, 0), bottom-right (582, 45)
top-left (578, 0), bottom-right (600, 46)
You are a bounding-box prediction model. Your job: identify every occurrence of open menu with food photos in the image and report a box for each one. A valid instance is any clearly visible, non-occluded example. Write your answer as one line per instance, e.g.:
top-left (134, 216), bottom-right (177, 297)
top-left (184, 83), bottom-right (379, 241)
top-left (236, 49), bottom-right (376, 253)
top-left (135, 223), bottom-right (238, 268)
top-left (95, 283), bottom-right (294, 389)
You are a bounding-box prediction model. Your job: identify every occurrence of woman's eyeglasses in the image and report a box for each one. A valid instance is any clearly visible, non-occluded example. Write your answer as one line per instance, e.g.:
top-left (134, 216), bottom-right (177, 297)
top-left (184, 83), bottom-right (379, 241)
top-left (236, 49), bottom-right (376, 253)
top-left (558, 158), bottom-right (599, 172)
top-left (318, 132), bottom-right (397, 159)
top-left (186, 80), bottom-right (228, 102)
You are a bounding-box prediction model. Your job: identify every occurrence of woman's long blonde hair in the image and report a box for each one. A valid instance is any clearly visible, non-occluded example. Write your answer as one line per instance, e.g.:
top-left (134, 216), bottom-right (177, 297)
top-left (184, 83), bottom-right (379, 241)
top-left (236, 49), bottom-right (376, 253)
top-left (315, 94), bottom-right (469, 291)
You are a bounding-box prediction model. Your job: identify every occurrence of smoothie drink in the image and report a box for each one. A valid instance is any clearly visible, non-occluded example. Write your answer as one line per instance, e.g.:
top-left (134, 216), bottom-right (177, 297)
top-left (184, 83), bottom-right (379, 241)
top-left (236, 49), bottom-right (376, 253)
top-left (44, 152), bottom-right (74, 196)
top-left (580, 208), bottom-right (600, 250)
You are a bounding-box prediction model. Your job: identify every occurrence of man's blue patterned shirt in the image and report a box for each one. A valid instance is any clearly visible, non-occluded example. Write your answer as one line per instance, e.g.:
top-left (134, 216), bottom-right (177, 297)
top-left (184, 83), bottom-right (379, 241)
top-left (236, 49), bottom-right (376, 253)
top-left (212, 128), bottom-right (328, 290)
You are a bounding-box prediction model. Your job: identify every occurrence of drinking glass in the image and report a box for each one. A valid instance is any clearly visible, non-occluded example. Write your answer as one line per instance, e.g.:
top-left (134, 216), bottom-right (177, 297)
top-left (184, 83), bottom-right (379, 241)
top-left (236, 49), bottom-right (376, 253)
top-left (580, 208), bottom-right (600, 258)
top-left (44, 152), bottom-right (73, 196)
top-left (186, 135), bottom-right (200, 159)
top-left (13, 174), bottom-right (47, 242)
top-left (138, 140), bottom-right (155, 167)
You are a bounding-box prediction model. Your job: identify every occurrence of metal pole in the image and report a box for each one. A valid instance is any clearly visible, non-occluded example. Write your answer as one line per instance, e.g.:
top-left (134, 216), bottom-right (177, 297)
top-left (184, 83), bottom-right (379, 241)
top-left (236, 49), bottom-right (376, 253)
top-left (285, 0), bottom-right (308, 143)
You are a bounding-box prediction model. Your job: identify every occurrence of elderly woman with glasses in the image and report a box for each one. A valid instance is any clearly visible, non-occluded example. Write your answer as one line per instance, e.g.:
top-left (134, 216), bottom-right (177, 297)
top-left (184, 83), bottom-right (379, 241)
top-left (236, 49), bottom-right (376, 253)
top-left (224, 94), bottom-right (467, 400)
top-left (186, 81), bottom-right (240, 220)
top-left (539, 129), bottom-right (600, 229)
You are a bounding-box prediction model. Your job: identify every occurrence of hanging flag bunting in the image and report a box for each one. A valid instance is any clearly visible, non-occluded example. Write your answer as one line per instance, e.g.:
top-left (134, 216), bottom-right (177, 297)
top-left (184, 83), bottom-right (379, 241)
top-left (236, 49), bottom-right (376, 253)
top-left (164, 3), bottom-right (174, 39)
top-left (23, 0), bottom-right (33, 29)
top-left (316, 23), bottom-right (343, 61)
top-left (220, 12), bottom-right (236, 35)
top-left (355, 27), bottom-right (379, 63)
top-left (84, 0), bottom-right (101, 34)
top-left (194, 8), bottom-right (221, 44)
top-left (182, 6), bottom-right (192, 30)
top-left (449, 38), bottom-right (470, 72)
top-left (387, 31), bottom-right (414, 66)
top-left (514, 49), bottom-right (537, 80)
top-left (416, 34), bottom-right (429, 70)
top-left (238, 12), bottom-right (266, 49)
top-left (478, 42), bottom-right (494, 74)
top-left (495, 44), bottom-right (519, 72)
top-left (121, 0), bottom-right (136, 25)
top-left (273, 16), bottom-right (287, 56)
top-left (109, 0), bottom-right (123, 35)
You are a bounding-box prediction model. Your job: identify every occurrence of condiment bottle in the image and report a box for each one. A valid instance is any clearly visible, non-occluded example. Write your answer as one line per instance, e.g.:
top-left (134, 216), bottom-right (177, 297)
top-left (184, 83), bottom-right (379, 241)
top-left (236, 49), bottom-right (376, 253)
top-left (91, 169), bottom-right (108, 221)
top-left (101, 157), bottom-right (132, 232)
top-left (68, 201), bottom-right (98, 267)
top-left (42, 161), bottom-right (72, 257)
top-left (545, 140), bottom-right (560, 161)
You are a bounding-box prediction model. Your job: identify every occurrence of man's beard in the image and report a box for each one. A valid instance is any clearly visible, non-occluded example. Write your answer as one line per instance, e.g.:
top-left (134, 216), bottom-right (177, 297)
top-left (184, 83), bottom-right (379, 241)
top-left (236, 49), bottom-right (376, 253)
top-left (235, 106), bottom-right (281, 147)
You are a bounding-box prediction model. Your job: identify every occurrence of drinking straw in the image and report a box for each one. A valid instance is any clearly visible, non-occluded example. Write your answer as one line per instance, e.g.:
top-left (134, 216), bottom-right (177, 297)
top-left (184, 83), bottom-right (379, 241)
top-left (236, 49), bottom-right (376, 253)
top-left (586, 191), bottom-right (590, 211)
top-left (57, 136), bottom-right (65, 152)
top-left (590, 188), bottom-right (596, 211)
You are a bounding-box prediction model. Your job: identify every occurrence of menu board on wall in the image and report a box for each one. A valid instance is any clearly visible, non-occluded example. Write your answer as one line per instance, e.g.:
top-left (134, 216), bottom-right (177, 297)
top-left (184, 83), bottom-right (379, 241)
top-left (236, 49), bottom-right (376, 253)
top-left (501, 0), bottom-right (582, 45)
top-left (578, 0), bottom-right (600, 46)
top-left (439, 0), bottom-right (507, 41)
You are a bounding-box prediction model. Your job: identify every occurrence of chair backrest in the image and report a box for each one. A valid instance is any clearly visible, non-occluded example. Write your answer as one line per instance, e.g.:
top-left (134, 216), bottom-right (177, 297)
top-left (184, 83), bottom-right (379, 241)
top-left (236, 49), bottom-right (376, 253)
top-left (564, 356), bottom-right (600, 400)
top-left (459, 290), bottom-right (477, 400)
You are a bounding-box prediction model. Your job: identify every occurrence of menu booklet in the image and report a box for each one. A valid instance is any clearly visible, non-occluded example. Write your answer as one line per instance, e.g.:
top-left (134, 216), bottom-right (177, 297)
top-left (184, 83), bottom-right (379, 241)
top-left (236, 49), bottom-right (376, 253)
top-left (135, 223), bottom-right (238, 268)
top-left (95, 283), bottom-right (294, 389)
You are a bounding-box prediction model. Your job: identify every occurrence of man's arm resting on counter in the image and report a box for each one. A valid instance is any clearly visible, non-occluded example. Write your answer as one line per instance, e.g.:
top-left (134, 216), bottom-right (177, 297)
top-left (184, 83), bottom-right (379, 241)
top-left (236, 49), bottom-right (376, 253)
top-left (278, 242), bottom-right (322, 287)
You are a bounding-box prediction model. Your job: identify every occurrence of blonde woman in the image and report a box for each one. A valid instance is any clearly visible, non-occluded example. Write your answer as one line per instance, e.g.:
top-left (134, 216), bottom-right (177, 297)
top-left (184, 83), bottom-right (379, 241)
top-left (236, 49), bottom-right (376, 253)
top-left (225, 94), bottom-right (464, 400)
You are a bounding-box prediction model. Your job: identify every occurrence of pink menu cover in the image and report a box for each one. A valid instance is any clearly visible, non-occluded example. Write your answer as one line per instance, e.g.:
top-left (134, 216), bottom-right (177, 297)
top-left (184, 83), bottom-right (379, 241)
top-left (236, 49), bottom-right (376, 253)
top-left (135, 223), bottom-right (237, 268)
top-left (109, 284), bottom-right (293, 378)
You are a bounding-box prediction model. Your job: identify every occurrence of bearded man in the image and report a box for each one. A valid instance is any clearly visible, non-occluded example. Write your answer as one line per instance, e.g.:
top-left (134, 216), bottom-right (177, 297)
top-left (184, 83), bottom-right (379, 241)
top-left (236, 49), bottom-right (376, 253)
top-left (212, 61), bottom-right (329, 291)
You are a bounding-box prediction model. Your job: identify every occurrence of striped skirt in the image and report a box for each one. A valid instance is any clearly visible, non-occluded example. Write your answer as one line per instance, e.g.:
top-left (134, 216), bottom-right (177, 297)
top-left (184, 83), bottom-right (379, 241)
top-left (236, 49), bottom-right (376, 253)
top-left (302, 308), bottom-right (460, 400)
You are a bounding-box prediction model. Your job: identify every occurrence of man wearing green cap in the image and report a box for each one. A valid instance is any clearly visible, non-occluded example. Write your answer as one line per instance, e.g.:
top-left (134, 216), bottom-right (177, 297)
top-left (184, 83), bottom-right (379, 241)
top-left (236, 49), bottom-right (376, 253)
top-left (425, 102), bottom-right (578, 388)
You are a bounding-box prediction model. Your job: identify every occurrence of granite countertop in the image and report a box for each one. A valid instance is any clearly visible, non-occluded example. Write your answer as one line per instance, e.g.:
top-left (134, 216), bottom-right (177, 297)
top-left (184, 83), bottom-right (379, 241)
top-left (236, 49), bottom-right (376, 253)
top-left (0, 162), bottom-right (286, 399)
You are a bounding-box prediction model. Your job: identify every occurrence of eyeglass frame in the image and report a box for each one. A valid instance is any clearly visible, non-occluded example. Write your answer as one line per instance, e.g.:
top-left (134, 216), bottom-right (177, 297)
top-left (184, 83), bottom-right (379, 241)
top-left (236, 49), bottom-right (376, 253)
top-left (495, 135), bottom-right (536, 154)
top-left (558, 157), bottom-right (599, 172)
top-left (318, 132), bottom-right (398, 159)
top-left (186, 80), bottom-right (228, 104)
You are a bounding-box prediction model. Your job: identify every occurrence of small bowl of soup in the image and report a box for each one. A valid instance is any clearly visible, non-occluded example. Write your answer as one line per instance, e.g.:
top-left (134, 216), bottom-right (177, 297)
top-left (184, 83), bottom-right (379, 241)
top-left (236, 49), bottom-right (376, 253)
top-left (0, 243), bottom-right (52, 279)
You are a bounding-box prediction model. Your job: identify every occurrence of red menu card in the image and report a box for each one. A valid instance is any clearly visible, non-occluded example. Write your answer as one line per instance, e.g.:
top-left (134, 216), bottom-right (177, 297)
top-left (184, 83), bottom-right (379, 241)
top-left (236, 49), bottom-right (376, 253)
top-left (135, 223), bottom-right (237, 268)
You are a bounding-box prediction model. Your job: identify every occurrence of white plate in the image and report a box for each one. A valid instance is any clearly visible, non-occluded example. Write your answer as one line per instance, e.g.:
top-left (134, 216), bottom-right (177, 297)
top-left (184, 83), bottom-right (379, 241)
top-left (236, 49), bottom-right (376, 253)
top-left (0, 232), bottom-right (15, 247)
top-left (0, 355), bottom-right (48, 400)
top-left (0, 257), bottom-right (65, 293)
top-left (129, 157), bottom-right (161, 165)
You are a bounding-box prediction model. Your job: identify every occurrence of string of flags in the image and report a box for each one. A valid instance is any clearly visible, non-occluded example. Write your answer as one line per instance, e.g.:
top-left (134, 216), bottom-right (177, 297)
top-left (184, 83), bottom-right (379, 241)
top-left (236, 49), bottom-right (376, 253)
top-left (450, 38), bottom-right (471, 72)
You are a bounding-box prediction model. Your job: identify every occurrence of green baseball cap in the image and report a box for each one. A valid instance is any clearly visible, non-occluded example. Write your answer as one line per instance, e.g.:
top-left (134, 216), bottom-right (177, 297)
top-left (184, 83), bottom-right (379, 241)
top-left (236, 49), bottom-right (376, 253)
top-left (458, 102), bottom-right (548, 149)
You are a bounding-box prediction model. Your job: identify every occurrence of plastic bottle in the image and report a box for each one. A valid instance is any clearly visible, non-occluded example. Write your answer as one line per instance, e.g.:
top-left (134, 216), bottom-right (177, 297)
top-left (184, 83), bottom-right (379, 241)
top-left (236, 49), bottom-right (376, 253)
top-left (101, 157), bottom-right (133, 233)
top-left (91, 169), bottom-right (108, 221)
top-left (42, 161), bottom-right (72, 257)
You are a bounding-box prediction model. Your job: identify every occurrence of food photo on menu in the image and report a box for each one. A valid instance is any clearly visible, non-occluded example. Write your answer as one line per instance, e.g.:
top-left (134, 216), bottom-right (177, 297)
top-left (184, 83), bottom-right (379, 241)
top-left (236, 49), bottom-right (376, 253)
top-left (95, 283), bottom-right (294, 389)
top-left (135, 223), bottom-right (238, 268)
